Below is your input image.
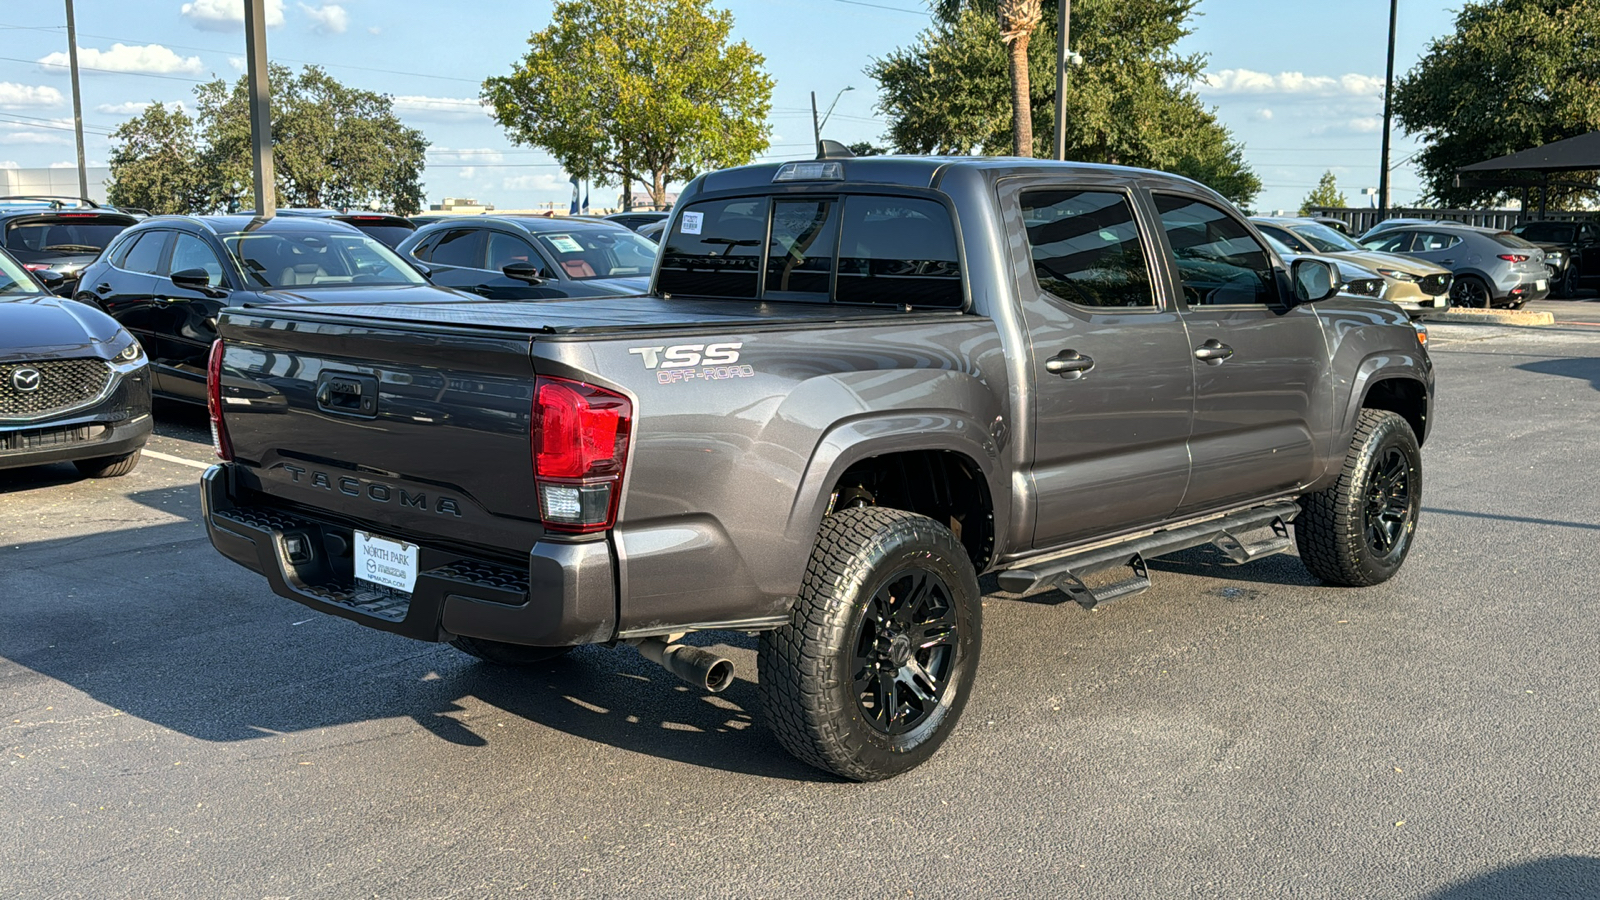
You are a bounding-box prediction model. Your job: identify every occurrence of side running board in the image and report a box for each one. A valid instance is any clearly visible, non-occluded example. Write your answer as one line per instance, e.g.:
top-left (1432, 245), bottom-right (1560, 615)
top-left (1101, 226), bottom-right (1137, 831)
top-left (996, 500), bottom-right (1299, 609)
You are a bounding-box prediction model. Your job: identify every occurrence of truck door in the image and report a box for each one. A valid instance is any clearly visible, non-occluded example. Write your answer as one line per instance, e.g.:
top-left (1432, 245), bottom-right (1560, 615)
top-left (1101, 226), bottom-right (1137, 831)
top-left (1001, 180), bottom-right (1195, 548)
top-left (1148, 191), bottom-right (1330, 515)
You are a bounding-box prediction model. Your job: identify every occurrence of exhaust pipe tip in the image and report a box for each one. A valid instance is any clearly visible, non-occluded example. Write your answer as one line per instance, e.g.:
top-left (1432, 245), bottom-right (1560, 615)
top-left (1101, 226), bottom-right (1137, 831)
top-left (633, 638), bottom-right (736, 693)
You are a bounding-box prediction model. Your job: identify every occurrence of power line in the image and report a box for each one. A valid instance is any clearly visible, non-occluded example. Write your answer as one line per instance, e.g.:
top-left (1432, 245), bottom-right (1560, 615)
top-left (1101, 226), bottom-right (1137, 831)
top-left (0, 54), bottom-right (209, 83)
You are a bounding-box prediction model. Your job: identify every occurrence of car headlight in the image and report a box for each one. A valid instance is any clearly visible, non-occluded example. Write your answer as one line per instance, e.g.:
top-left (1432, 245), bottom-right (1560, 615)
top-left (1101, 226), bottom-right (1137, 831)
top-left (113, 337), bottom-right (145, 364)
top-left (1375, 269), bottom-right (1418, 282)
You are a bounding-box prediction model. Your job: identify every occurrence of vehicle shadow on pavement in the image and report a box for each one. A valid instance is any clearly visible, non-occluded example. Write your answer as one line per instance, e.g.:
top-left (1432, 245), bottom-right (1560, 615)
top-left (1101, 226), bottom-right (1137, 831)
top-left (1421, 855), bottom-right (1600, 899)
top-left (0, 462), bottom-right (92, 494)
top-left (1516, 357), bottom-right (1600, 391)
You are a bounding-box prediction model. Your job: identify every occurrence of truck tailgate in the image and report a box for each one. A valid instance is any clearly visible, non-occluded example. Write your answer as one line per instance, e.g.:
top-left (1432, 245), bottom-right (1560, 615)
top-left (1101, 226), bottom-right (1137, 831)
top-left (216, 310), bottom-right (543, 557)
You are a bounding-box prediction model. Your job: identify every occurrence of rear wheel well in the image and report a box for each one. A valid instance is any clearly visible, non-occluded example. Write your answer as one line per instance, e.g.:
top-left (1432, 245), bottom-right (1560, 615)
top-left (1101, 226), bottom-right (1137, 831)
top-left (1361, 378), bottom-right (1428, 445)
top-left (827, 450), bottom-right (994, 570)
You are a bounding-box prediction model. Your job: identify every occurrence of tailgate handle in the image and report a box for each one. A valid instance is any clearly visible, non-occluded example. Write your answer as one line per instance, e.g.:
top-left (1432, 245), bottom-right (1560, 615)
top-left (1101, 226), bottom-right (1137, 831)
top-left (316, 372), bottom-right (379, 418)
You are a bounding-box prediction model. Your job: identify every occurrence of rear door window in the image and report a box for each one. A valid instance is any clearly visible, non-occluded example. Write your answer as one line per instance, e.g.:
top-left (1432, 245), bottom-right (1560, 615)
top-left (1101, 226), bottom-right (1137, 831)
top-left (1019, 189), bottom-right (1155, 309)
top-left (428, 229), bottom-right (484, 268)
top-left (1414, 232), bottom-right (1463, 251)
top-left (121, 230), bottom-right (171, 274)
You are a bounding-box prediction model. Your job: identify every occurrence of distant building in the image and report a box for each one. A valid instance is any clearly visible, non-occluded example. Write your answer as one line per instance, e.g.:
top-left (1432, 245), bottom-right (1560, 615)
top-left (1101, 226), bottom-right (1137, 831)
top-left (429, 197), bottom-right (494, 213)
top-left (621, 190), bottom-right (676, 211)
top-left (0, 167), bottom-right (111, 204)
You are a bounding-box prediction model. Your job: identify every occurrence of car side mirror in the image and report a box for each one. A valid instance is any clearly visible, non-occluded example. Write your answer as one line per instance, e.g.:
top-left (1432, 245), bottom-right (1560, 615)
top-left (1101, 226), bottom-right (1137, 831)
top-left (503, 262), bottom-right (547, 284)
top-left (36, 269), bottom-right (68, 293)
top-left (1291, 258), bottom-right (1340, 304)
top-left (171, 268), bottom-right (226, 297)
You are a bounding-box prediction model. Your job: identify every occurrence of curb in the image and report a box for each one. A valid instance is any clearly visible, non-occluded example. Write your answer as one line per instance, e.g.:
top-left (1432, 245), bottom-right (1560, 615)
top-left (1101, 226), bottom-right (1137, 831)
top-left (1422, 309), bottom-right (1554, 326)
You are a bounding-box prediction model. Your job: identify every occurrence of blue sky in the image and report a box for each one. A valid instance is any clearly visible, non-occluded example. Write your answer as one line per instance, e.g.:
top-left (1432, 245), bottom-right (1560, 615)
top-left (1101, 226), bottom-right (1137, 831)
top-left (0, 0), bottom-right (1462, 213)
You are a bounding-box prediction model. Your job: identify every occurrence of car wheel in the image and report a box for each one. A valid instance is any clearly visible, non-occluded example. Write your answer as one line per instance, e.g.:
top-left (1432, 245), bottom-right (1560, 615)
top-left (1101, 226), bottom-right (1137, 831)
top-left (758, 507), bottom-right (981, 781)
top-left (448, 636), bottom-right (573, 666)
top-left (1449, 275), bottom-right (1491, 309)
top-left (1295, 410), bottom-right (1422, 587)
top-left (1558, 265), bottom-right (1578, 299)
top-left (73, 449), bottom-right (141, 478)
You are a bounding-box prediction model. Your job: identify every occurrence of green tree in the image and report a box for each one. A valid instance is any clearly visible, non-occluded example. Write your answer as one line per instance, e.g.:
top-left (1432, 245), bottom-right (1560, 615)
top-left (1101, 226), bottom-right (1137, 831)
top-left (106, 102), bottom-right (206, 214)
top-left (871, 0), bottom-right (1261, 205)
top-left (1300, 170), bottom-right (1348, 213)
top-left (1393, 0), bottom-right (1600, 208)
top-left (194, 65), bottom-right (429, 214)
top-left (483, 0), bottom-right (773, 210)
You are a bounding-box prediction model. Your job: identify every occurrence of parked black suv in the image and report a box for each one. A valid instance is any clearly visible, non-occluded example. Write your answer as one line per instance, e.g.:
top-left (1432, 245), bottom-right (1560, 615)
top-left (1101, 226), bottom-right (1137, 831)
top-left (77, 214), bottom-right (456, 403)
top-left (395, 215), bottom-right (655, 299)
top-left (1510, 220), bottom-right (1600, 298)
top-left (1, 246), bottom-right (151, 478)
top-left (0, 197), bottom-right (137, 296)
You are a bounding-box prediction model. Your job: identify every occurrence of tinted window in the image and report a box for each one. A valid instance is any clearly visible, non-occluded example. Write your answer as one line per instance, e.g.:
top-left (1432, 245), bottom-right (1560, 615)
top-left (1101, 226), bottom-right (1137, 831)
top-left (428, 229), bottom-right (483, 268)
top-left (1515, 223), bottom-right (1576, 243)
top-left (3, 218), bottom-right (128, 256)
top-left (658, 197), bottom-right (767, 298)
top-left (766, 199), bottom-right (836, 297)
top-left (168, 233), bottom-right (225, 285)
top-left (1256, 224), bottom-right (1309, 253)
top-left (1019, 190), bottom-right (1153, 309)
top-left (1413, 232), bottom-right (1462, 251)
top-left (836, 196), bottom-right (961, 307)
top-left (1493, 233), bottom-right (1537, 250)
top-left (121, 230), bottom-right (171, 275)
top-left (1154, 194), bottom-right (1280, 307)
top-left (485, 232), bottom-right (537, 271)
top-left (346, 224), bottom-right (415, 248)
top-left (224, 233), bottom-right (426, 288)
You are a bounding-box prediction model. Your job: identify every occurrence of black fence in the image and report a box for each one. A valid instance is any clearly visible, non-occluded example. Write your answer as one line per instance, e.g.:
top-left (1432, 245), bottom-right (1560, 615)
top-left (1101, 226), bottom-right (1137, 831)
top-left (1305, 206), bottom-right (1596, 235)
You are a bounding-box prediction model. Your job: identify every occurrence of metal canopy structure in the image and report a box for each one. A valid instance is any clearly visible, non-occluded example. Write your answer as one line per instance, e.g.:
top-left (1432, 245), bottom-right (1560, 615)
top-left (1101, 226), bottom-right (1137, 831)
top-left (1457, 131), bottom-right (1600, 220)
top-left (1459, 130), bottom-right (1600, 173)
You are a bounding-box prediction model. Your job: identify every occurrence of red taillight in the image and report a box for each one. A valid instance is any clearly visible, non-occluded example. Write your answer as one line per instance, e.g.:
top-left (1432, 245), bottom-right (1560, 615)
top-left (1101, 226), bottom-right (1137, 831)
top-left (22, 263), bottom-right (50, 271)
top-left (532, 376), bottom-right (631, 533)
top-left (207, 339), bottom-right (233, 461)
top-left (1498, 254), bottom-right (1529, 262)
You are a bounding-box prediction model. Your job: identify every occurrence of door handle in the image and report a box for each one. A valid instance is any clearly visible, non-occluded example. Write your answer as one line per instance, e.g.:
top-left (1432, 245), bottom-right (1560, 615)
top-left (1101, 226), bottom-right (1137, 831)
top-left (94, 282), bottom-right (112, 294)
top-left (1194, 339), bottom-right (1234, 364)
top-left (1045, 349), bottom-right (1094, 378)
top-left (1441, 259), bottom-right (1455, 265)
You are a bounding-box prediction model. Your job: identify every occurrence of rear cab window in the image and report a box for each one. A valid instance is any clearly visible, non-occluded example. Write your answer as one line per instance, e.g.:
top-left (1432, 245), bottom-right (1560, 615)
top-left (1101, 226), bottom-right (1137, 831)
top-left (657, 192), bottom-right (963, 308)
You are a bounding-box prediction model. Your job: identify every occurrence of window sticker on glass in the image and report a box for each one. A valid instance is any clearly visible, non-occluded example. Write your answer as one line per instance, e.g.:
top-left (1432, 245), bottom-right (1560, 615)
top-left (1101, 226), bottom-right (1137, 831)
top-left (546, 234), bottom-right (584, 254)
top-left (681, 211), bottom-right (704, 235)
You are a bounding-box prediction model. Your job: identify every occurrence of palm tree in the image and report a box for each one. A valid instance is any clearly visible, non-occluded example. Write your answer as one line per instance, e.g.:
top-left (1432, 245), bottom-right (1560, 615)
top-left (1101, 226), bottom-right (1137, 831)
top-left (936, 0), bottom-right (1043, 157)
top-left (996, 0), bottom-right (1042, 157)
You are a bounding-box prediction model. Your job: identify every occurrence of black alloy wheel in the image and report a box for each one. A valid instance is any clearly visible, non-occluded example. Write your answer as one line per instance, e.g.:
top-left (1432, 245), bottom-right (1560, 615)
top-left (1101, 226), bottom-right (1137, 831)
top-left (851, 568), bottom-right (960, 736)
top-left (1450, 276), bottom-right (1491, 309)
top-left (1363, 446), bottom-right (1413, 557)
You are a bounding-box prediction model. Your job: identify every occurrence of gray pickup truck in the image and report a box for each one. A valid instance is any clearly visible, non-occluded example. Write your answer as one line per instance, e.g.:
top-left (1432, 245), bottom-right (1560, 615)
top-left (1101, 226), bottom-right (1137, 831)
top-left (202, 156), bottom-right (1432, 780)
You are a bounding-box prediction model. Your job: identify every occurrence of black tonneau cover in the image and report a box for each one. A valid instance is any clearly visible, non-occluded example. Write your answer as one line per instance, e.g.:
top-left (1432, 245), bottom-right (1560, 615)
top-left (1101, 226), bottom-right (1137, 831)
top-left (236, 294), bottom-right (968, 335)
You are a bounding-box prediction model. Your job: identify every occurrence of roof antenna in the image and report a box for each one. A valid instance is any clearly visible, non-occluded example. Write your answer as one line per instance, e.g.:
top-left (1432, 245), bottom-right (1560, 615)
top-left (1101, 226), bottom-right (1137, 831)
top-left (817, 140), bottom-right (856, 160)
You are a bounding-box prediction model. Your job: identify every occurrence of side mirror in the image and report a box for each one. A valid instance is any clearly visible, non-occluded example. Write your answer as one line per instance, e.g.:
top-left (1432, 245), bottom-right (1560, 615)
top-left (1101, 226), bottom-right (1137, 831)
top-left (503, 262), bottom-right (547, 284)
top-left (1291, 258), bottom-right (1341, 304)
top-left (36, 269), bottom-right (68, 293)
top-left (171, 268), bottom-right (226, 297)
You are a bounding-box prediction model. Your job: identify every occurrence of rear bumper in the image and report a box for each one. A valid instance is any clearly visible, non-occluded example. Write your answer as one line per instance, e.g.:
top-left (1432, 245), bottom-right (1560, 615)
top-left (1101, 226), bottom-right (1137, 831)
top-left (202, 465), bottom-right (617, 646)
top-left (1503, 279), bottom-right (1550, 304)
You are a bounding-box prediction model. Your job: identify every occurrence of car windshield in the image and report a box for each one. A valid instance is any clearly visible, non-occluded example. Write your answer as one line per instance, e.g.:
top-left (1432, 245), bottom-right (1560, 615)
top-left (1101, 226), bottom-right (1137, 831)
top-left (0, 252), bottom-right (39, 294)
top-left (1515, 223), bottom-right (1576, 243)
top-left (1289, 222), bottom-right (1363, 253)
top-left (532, 229), bottom-right (658, 280)
top-left (1263, 234), bottom-right (1296, 257)
top-left (222, 232), bottom-right (426, 288)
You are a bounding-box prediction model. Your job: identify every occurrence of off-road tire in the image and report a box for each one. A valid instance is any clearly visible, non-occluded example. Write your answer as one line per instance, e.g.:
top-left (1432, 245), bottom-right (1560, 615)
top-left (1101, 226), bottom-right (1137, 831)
top-left (73, 449), bottom-right (141, 478)
top-left (449, 636), bottom-right (572, 666)
top-left (1295, 409), bottom-right (1421, 587)
top-left (758, 507), bottom-right (981, 781)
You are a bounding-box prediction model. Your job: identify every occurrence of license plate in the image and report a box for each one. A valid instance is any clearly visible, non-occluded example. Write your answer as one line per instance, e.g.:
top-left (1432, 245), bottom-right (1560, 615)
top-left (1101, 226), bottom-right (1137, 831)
top-left (355, 530), bottom-right (418, 594)
top-left (1536, 279), bottom-right (1547, 291)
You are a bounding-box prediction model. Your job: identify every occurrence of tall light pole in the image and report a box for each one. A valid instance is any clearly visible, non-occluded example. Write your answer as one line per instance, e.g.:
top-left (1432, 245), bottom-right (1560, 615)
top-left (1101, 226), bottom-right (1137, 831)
top-left (811, 86), bottom-right (854, 156)
top-left (64, 0), bottom-right (88, 201)
top-left (244, 0), bottom-right (275, 217)
top-left (1052, 0), bottom-right (1072, 160)
top-left (1378, 0), bottom-right (1399, 222)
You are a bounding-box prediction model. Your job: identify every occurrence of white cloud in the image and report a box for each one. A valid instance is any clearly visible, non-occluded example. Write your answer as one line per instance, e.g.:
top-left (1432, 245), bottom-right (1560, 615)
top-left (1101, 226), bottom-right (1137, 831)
top-left (49, 160), bottom-right (104, 169)
top-left (0, 160), bottom-right (21, 169)
top-left (430, 147), bottom-right (505, 165)
top-left (95, 100), bottom-right (188, 116)
top-left (300, 3), bottom-right (348, 33)
top-left (1311, 117), bottom-right (1386, 137)
top-left (0, 131), bottom-right (69, 145)
top-left (228, 56), bottom-right (246, 71)
top-left (502, 173), bottom-right (568, 192)
top-left (368, 25), bottom-right (381, 35)
top-left (1201, 69), bottom-right (1384, 98)
top-left (0, 82), bottom-right (64, 109)
top-left (180, 0), bottom-right (285, 31)
top-left (1253, 108), bottom-right (1273, 121)
top-left (38, 44), bottom-right (204, 76)
top-left (392, 95), bottom-right (493, 122)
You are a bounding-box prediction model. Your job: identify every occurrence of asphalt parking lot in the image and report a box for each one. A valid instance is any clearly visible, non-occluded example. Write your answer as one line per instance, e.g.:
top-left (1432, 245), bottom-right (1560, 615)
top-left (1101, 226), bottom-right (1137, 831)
top-left (4, 301), bottom-right (1599, 899)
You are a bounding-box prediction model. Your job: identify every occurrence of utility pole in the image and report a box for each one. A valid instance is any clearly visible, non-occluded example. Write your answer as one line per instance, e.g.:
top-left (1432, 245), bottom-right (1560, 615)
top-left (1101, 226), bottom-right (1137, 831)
top-left (1052, 0), bottom-right (1071, 161)
top-left (64, 0), bottom-right (88, 201)
top-left (244, 0), bottom-right (275, 217)
top-left (811, 87), bottom-right (854, 157)
top-left (1378, 0), bottom-right (1398, 222)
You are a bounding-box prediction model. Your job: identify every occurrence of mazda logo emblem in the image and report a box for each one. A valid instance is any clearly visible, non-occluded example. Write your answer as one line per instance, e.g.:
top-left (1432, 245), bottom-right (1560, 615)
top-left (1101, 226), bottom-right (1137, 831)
top-left (10, 368), bottom-right (41, 392)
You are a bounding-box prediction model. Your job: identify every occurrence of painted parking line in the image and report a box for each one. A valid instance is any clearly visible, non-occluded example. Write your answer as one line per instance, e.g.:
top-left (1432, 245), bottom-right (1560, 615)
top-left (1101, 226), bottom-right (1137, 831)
top-left (143, 449), bottom-right (211, 471)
